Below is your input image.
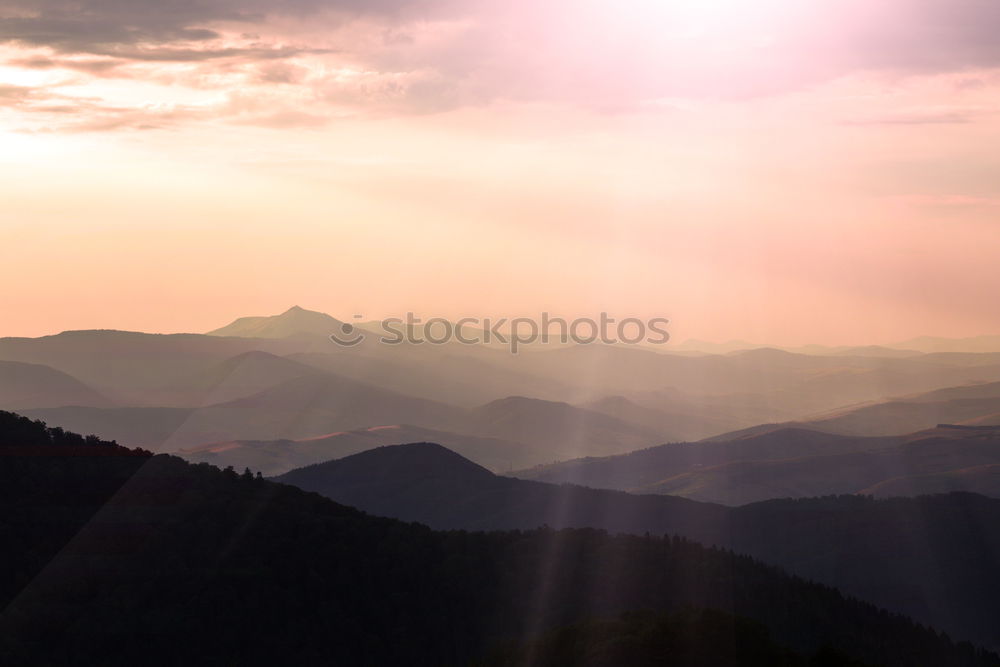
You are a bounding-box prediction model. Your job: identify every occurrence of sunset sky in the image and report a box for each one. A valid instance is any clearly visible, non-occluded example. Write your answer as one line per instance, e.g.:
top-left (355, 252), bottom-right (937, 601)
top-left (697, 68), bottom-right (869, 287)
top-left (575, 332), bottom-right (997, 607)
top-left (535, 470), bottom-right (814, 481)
top-left (2, 0), bottom-right (999, 345)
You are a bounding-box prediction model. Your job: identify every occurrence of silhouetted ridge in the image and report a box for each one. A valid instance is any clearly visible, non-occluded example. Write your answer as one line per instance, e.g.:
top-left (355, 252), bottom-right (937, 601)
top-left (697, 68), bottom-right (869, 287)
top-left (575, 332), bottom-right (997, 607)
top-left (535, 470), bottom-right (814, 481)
top-left (277, 441), bottom-right (1000, 651)
top-left (281, 442), bottom-right (496, 485)
top-left (0, 410), bottom-right (131, 453)
top-left (1, 416), bottom-right (998, 666)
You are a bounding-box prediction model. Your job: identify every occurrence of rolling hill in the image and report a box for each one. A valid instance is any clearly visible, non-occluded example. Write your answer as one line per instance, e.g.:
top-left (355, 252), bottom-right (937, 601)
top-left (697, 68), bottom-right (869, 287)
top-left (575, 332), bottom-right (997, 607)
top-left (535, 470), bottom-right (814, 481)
top-left (694, 380), bottom-right (1000, 440)
top-left (453, 396), bottom-right (665, 459)
top-left (23, 373), bottom-right (464, 450)
top-left (288, 347), bottom-right (575, 407)
top-left (131, 350), bottom-right (322, 407)
top-left (582, 394), bottom-right (747, 442)
top-left (276, 442), bottom-right (1000, 651)
top-left (5, 414), bottom-right (990, 666)
top-left (632, 426), bottom-right (1000, 503)
top-left (516, 425), bottom-right (1000, 504)
top-left (806, 381), bottom-right (1000, 436)
top-left (0, 360), bottom-right (110, 410)
top-left (0, 329), bottom-right (311, 404)
top-left (178, 424), bottom-right (537, 475)
top-left (861, 463), bottom-right (1000, 498)
top-left (515, 428), bottom-right (904, 493)
top-left (275, 443), bottom-right (727, 534)
top-left (26, 388), bottom-right (674, 461)
top-left (7, 314), bottom-right (1000, 455)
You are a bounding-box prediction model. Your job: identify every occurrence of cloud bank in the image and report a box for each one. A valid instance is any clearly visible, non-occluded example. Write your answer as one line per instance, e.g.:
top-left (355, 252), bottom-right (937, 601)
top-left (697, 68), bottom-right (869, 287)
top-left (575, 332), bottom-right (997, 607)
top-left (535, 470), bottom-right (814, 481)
top-left (2, 0), bottom-right (1000, 130)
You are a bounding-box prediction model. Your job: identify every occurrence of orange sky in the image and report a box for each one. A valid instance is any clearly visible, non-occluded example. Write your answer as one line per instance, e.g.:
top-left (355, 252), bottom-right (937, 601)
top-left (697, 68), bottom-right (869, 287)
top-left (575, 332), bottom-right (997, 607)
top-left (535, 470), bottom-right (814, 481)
top-left (2, 0), bottom-right (999, 345)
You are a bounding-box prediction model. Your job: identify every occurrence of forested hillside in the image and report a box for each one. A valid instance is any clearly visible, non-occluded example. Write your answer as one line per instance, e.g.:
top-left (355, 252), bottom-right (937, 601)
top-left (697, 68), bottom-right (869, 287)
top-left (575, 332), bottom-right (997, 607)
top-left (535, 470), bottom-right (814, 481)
top-left (2, 412), bottom-right (996, 666)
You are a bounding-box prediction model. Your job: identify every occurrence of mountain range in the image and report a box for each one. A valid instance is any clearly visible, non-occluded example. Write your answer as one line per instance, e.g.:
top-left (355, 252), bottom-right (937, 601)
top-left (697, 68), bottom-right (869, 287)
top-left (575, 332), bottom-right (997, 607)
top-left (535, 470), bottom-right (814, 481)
top-left (3, 413), bottom-right (996, 666)
top-left (516, 424), bottom-right (1000, 504)
top-left (275, 441), bottom-right (1000, 651)
top-left (179, 424), bottom-right (536, 476)
top-left (5, 307), bottom-right (1000, 470)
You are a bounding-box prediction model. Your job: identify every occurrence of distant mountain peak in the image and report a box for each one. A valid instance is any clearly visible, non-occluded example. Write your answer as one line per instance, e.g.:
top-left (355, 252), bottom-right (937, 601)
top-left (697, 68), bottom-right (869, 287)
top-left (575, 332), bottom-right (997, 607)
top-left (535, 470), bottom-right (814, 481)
top-left (207, 306), bottom-right (345, 339)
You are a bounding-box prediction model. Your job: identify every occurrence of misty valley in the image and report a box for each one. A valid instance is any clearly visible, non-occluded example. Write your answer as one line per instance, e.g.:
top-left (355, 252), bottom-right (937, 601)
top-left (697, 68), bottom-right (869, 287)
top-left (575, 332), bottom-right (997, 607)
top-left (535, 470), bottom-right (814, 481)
top-left (3, 307), bottom-right (1000, 665)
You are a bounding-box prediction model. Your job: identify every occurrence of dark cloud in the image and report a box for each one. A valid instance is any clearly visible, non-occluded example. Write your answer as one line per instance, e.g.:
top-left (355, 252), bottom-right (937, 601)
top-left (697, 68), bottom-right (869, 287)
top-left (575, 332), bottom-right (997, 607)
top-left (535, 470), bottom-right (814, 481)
top-left (10, 55), bottom-right (121, 73)
top-left (3, 0), bottom-right (1000, 121)
top-left (850, 0), bottom-right (1000, 72)
top-left (0, 15), bottom-right (220, 52)
top-left (4, 0), bottom-right (1000, 74)
top-left (89, 45), bottom-right (327, 62)
top-left (0, 0), bottom-right (454, 53)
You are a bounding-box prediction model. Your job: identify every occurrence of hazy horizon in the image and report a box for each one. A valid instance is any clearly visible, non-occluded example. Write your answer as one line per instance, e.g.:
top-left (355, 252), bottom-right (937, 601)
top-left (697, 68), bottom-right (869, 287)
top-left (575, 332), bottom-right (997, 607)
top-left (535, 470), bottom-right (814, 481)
top-left (3, 303), bottom-right (1000, 350)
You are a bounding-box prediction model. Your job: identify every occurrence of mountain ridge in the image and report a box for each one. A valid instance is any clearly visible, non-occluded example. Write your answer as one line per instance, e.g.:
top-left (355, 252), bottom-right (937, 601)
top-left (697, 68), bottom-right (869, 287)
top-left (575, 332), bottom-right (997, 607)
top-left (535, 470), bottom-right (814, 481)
top-left (274, 440), bottom-right (1000, 651)
top-left (207, 305), bottom-right (347, 339)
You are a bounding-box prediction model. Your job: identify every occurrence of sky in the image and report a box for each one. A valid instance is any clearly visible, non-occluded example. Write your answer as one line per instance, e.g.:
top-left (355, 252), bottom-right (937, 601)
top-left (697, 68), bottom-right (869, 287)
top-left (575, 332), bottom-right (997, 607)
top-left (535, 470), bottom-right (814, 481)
top-left (1, 0), bottom-right (999, 345)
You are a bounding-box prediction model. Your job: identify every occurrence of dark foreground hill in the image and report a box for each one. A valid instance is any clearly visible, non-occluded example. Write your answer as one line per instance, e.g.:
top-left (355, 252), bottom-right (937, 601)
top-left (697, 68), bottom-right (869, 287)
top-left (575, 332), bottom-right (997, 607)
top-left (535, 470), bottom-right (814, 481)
top-left (277, 443), bottom-right (1000, 652)
top-left (484, 609), bottom-right (873, 667)
top-left (1, 412), bottom-right (996, 667)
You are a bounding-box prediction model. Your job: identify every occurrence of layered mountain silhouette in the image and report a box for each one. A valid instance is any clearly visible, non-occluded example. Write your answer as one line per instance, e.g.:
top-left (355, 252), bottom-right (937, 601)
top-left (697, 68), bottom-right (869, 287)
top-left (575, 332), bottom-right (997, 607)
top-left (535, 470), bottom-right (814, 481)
top-left (671, 335), bottom-right (1000, 356)
top-left (510, 344), bottom-right (1000, 415)
top-left (173, 396), bottom-right (673, 472)
top-left (583, 394), bottom-right (755, 442)
top-left (287, 347), bottom-right (576, 407)
top-left (276, 443), bottom-right (727, 533)
top-left (180, 424), bottom-right (536, 475)
top-left (517, 425), bottom-right (1000, 504)
top-left (641, 428), bottom-right (1000, 504)
top-left (672, 339), bottom-right (922, 358)
top-left (453, 396), bottom-right (662, 457)
top-left (24, 383), bottom-right (689, 463)
top-left (887, 335), bottom-right (1000, 354)
top-left (3, 414), bottom-right (996, 666)
top-left (6, 311), bottom-right (1000, 455)
top-left (276, 442), bottom-right (1000, 651)
top-left (0, 360), bottom-right (110, 410)
top-left (130, 350), bottom-right (320, 407)
top-left (518, 427), bottom-right (900, 492)
top-left (0, 329), bottom-right (311, 405)
top-left (804, 381), bottom-right (1000, 435)
top-left (24, 372), bottom-right (461, 450)
top-left (692, 379), bottom-right (1000, 441)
